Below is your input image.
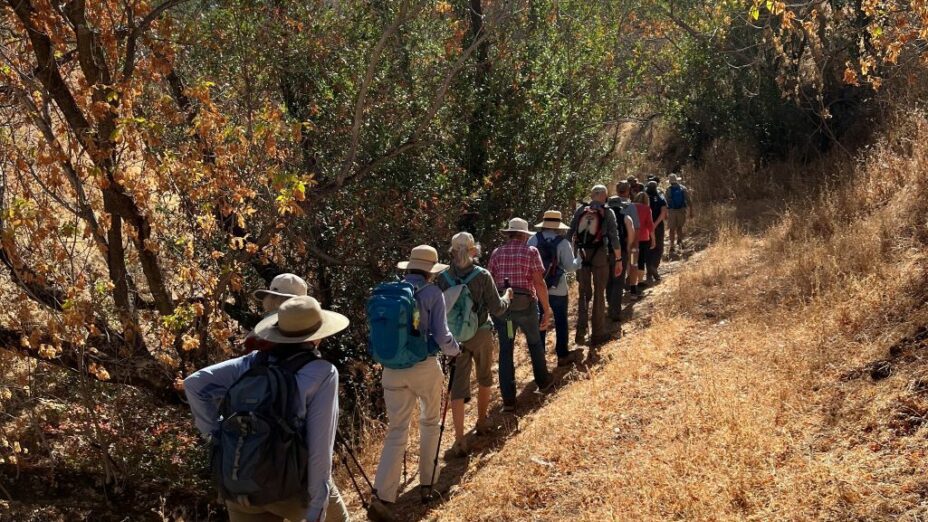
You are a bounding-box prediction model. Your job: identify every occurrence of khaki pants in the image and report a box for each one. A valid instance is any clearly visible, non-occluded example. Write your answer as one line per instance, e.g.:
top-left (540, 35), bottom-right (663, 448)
top-left (373, 357), bottom-right (444, 502)
top-left (225, 479), bottom-right (348, 522)
top-left (668, 208), bottom-right (687, 236)
top-left (578, 247), bottom-right (610, 339)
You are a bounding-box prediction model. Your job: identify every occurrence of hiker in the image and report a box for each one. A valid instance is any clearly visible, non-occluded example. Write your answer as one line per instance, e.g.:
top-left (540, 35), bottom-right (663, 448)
top-left (368, 245), bottom-right (461, 519)
top-left (183, 296), bottom-right (348, 522)
top-left (435, 232), bottom-right (512, 459)
top-left (249, 275), bottom-right (351, 522)
top-left (487, 218), bottom-right (556, 412)
top-left (646, 181), bottom-right (668, 283)
top-left (567, 185), bottom-right (623, 345)
top-left (629, 191), bottom-right (656, 299)
top-left (242, 273), bottom-right (309, 352)
top-left (528, 211), bottom-right (584, 366)
top-left (606, 182), bottom-right (639, 322)
top-left (666, 173), bottom-right (692, 252)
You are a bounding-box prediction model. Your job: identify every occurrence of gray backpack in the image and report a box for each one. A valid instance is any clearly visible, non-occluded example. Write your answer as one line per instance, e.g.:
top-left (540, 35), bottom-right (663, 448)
top-left (212, 348), bottom-right (320, 506)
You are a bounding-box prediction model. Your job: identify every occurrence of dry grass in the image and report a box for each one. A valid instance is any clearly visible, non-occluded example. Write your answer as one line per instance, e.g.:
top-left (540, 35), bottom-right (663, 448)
top-left (431, 111), bottom-right (928, 521)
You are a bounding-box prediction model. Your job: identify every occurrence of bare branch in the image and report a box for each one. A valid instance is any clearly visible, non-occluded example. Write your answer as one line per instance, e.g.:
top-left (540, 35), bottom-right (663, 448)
top-left (335, 1), bottom-right (415, 186)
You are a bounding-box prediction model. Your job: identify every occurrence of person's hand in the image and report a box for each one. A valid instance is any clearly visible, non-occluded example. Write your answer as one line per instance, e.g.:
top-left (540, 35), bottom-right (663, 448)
top-left (173, 375), bottom-right (185, 392)
top-left (650, 237), bottom-right (656, 249)
top-left (541, 308), bottom-right (554, 330)
top-left (505, 288), bottom-right (514, 300)
top-left (614, 262), bottom-right (623, 277)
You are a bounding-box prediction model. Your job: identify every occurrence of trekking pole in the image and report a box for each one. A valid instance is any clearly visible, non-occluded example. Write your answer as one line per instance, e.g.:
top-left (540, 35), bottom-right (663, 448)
top-left (338, 445), bottom-right (369, 509)
top-left (428, 356), bottom-right (456, 502)
top-left (335, 433), bottom-right (375, 506)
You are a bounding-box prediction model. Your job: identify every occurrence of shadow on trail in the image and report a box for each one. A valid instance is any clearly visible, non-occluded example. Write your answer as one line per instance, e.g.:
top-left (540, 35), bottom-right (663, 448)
top-left (377, 243), bottom-right (706, 521)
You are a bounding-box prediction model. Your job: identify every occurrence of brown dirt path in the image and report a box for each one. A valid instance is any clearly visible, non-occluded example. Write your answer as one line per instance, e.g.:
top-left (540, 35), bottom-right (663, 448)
top-left (340, 243), bottom-right (703, 522)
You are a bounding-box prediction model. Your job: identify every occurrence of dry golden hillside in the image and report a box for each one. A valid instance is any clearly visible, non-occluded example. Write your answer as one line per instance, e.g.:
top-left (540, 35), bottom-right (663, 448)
top-left (418, 112), bottom-right (928, 521)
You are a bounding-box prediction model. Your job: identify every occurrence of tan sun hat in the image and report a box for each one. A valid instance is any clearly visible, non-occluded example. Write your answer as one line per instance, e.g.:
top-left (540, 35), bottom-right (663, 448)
top-left (253, 273), bottom-right (308, 300)
top-left (501, 217), bottom-right (532, 235)
top-left (397, 245), bottom-right (448, 274)
top-left (253, 295), bottom-right (349, 344)
top-left (535, 210), bottom-right (570, 231)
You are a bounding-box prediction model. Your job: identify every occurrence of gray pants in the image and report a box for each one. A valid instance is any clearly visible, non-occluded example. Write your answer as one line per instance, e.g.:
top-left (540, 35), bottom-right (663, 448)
top-left (607, 249), bottom-right (628, 321)
top-left (647, 224), bottom-right (665, 277)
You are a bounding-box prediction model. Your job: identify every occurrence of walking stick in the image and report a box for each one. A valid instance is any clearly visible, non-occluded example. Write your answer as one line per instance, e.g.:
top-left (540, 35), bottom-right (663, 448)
top-left (335, 432), bottom-right (375, 508)
top-left (427, 356), bottom-right (456, 502)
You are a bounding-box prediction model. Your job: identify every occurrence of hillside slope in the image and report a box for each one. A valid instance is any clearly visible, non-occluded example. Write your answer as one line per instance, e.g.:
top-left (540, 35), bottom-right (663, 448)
top-left (419, 115), bottom-right (928, 520)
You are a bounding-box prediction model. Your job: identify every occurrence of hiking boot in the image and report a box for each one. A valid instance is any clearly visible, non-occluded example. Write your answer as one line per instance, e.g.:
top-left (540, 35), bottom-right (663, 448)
top-left (574, 331), bottom-right (587, 346)
top-left (420, 485), bottom-right (435, 504)
top-left (652, 273), bottom-right (662, 283)
top-left (443, 439), bottom-right (469, 461)
top-left (557, 349), bottom-right (583, 367)
top-left (475, 417), bottom-right (495, 435)
top-left (537, 374), bottom-right (556, 393)
top-left (589, 334), bottom-right (614, 346)
top-left (502, 397), bottom-right (517, 413)
top-left (367, 497), bottom-right (397, 522)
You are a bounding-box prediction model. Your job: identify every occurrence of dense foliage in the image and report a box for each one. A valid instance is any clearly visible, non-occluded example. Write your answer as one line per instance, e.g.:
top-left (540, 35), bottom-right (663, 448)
top-left (2, 0), bottom-right (927, 515)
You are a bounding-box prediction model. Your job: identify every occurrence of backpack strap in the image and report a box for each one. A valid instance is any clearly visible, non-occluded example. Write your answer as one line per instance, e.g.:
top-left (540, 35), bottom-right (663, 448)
top-left (461, 266), bottom-right (484, 285)
top-left (441, 271), bottom-right (455, 287)
top-left (275, 348), bottom-right (322, 375)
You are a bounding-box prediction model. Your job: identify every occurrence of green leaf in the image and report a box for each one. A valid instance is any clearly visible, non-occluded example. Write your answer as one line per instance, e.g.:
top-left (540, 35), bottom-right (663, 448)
top-left (749, 5), bottom-right (760, 21)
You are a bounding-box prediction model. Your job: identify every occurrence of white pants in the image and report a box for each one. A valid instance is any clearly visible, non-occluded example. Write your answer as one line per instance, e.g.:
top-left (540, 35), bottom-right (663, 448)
top-left (373, 357), bottom-right (444, 502)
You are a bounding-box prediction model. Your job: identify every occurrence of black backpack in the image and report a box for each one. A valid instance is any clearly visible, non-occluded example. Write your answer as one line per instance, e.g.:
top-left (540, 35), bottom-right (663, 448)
top-left (534, 232), bottom-right (566, 288)
top-left (607, 198), bottom-right (629, 250)
top-left (212, 347), bottom-right (321, 506)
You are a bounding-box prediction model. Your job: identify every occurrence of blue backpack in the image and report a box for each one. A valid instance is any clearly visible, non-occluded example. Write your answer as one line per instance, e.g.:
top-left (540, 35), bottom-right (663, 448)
top-left (441, 268), bottom-right (485, 343)
top-left (668, 185), bottom-right (687, 209)
top-left (534, 232), bottom-right (565, 288)
top-left (213, 348), bottom-right (320, 507)
top-left (367, 281), bottom-right (434, 369)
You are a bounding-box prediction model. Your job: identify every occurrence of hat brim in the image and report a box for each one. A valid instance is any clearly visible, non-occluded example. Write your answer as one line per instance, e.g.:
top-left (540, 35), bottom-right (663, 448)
top-left (253, 309), bottom-right (350, 344)
top-left (534, 221), bottom-right (570, 231)
top-left (500, 228), bottom-right (533, 234)
top-left (397, 260), bottom-right (449, 274)
top-left (252, 289), bottom-right (299, 300)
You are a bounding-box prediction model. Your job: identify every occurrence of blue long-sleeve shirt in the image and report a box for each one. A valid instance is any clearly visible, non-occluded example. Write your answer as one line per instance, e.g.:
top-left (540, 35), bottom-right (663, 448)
top-left (405, 273), bottom-right (460, 357)
top-left (183, 352), bottom-right (338, 522)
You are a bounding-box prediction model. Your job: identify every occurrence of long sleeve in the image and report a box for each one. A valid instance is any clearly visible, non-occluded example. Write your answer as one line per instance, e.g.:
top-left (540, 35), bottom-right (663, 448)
top-left (480, 270), bottom-right (510, 319)
top-left (557, 238), bottom-right (582, 273)
top-left (427, 289), bottom-right (460, 356)
top-left (183, 354), bottom-right (253, 439)
top-left (604, 207), bottom-right (621, 250)
top-left (304, 365), bottom-right (339, 522)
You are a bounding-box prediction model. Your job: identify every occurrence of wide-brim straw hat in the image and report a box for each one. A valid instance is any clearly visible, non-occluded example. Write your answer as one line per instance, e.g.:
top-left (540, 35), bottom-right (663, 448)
top-left (254, 295), bottom-right (349, 344)
top-left (397, 245), bottom-right (448, 274)
top-left (501, 217), bottom-right (533, 235)
top-left (253, 273), bottom-right (308, 300)
top-left (535, 210), bottom-right (570, 231)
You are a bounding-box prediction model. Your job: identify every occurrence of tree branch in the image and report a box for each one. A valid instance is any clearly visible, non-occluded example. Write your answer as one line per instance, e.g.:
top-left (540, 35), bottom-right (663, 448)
top-left (335, 1), bottom-right (414, 186)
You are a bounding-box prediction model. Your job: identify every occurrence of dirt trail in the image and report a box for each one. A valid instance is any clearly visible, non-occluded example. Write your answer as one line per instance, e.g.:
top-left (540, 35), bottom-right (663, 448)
top-left (341, 244), bottom-right (702, 521)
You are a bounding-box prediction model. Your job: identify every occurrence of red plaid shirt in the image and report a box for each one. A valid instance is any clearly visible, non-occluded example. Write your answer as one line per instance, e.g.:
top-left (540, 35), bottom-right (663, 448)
top-left (488, 239), bottom-right (545, 298)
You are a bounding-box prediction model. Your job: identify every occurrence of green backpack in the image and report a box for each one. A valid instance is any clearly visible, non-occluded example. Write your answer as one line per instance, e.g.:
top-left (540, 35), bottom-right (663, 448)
top-left (441, 268), bottom-right (485, 343)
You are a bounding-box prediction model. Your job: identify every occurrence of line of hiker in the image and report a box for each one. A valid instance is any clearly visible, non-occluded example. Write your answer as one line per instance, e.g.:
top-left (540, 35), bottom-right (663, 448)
top-left (181, 175), bottom-right (692, 521)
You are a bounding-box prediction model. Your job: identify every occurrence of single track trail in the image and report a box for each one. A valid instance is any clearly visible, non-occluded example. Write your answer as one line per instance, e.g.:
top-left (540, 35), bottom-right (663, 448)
top-left (340, 243), bottom-right (704, 521)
